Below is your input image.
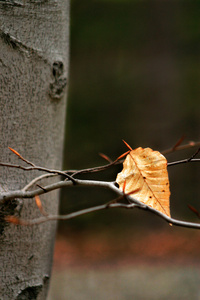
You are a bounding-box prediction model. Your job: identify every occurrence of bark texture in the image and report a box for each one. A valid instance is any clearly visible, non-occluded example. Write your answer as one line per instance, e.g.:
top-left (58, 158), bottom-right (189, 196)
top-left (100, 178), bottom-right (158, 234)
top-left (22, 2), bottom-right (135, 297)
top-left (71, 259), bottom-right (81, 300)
top-left (0, 0), bottom-right (69, 299)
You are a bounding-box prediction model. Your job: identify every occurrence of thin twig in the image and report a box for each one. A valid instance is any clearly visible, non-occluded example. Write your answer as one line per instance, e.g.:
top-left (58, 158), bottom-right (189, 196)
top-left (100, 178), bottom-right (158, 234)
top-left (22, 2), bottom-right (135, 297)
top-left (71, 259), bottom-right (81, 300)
top-left (71, 159), bottom-right (121, 177)
top-left (5, 203), bottom-right (137, 225)
top-left (168, 158), bottom-right (200, 167)
top-left (70, 150), bottom-right (130, 178)
top-left (187, 147), bottom-right (200, 162)
top-left (22, 173), bottom-right (58, 191)
top-left (167, 148), bottom-right (200, 167)
top-left (5, 200), bottom-right (200, 230)
top-left (9, 147), bottom-right (35, 167)
top-left (0, 162), bottom-right (76, 184)
top-left (162, 140), bottom-right (200, 155)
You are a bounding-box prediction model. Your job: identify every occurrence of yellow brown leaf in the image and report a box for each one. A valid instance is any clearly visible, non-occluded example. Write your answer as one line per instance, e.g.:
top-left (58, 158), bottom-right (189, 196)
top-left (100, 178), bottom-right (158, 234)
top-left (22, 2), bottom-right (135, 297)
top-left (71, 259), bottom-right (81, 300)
top-left (116, 147), bottom-right (170, 217)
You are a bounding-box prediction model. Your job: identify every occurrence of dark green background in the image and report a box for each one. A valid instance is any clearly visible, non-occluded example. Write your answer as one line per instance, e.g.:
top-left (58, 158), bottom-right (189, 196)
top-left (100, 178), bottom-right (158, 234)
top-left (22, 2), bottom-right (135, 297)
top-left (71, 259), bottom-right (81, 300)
top-left (59, 0), bottom-right (200, 232)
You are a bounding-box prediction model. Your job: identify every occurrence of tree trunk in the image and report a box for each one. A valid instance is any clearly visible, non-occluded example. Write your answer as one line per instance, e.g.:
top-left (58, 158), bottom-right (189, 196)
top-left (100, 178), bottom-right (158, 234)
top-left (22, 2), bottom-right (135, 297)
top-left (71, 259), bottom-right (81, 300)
top-left (0, 1), bottom-right (69, 298)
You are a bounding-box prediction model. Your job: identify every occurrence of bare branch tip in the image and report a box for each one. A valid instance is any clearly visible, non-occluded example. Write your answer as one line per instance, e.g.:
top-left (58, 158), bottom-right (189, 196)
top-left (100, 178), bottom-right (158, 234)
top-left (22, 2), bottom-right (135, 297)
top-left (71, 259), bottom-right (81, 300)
top-left (122, 139), bottom-right (133, 151)
top-left (172, 135), bottom-right (185, 150)
top-left (8, 147), bottom-right (21, 157)
top-left (35, 195), bottom-right (48, 216)
top-left (5, 215), bottom-right (22, 225)
top-left (116, 150), bottom-right (130, 161)
top-left (99, 152), bottom-right (113, 163)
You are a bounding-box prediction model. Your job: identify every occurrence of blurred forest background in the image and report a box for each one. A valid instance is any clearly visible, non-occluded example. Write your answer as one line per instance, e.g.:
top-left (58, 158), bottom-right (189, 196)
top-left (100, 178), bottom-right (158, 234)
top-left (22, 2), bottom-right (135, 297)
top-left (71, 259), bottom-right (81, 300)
top-left (59, 0), bottom-right (200, 233)
top-left (49, 1), bottom-right (200, 299)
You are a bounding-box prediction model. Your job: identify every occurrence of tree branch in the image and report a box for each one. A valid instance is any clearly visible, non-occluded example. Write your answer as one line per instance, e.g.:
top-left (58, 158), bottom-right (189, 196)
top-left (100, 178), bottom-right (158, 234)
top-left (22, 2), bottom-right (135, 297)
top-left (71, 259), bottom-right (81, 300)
top-left (1, 143), bottom-right (200, 230)
top-left (162, 139), bottom-right (200, 155)
top-left (0, 161), bottom-right (76, 184)
top-left (5, 195), bottom-right (200, 230)
top-left (168, 158), bottom-right (200, 167)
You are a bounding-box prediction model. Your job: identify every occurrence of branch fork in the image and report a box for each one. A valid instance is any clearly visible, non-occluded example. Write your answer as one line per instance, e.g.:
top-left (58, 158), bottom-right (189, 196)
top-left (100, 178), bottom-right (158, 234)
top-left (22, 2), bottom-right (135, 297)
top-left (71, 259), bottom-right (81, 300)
top-left (1, 139), bottom-right (200, 230)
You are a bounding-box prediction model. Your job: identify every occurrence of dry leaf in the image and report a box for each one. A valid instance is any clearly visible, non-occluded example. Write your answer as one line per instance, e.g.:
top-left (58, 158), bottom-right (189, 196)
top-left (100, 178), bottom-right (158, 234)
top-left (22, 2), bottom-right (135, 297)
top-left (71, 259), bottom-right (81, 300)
top-left (116, 147), bottom-right (170, 217)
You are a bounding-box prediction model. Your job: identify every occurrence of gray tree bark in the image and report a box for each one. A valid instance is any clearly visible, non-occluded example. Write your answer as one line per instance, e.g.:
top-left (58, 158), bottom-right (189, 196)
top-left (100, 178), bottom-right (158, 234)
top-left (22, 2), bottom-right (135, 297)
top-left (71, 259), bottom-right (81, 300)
top-left (0, 1), bottom-right (69, 299)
